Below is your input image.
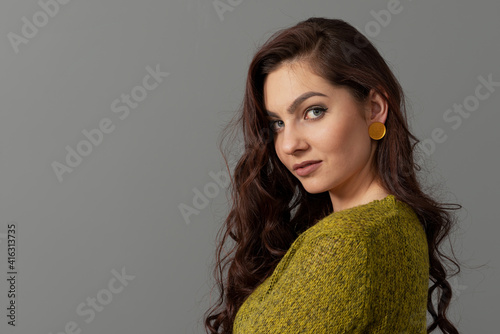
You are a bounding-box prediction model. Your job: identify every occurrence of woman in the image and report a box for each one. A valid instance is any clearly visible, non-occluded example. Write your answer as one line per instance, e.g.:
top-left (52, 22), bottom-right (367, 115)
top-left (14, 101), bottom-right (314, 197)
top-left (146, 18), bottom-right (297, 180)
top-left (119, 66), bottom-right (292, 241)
top-left (205, 17), bottom-right (461, 333)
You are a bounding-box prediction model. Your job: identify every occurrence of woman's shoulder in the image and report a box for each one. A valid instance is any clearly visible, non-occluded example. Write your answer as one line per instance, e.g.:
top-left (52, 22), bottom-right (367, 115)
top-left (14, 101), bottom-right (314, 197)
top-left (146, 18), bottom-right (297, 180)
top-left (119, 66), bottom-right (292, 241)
top-left (300, 194), bottom-right (424, 243)
top-left (288, 194), bottom-right (428, 276)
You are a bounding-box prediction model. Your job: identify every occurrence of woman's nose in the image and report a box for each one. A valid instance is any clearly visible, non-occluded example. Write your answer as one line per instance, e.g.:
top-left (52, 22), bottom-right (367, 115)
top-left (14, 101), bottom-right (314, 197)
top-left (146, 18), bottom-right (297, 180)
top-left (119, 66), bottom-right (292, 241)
top-left (279, 125), bottom-right (308, 155)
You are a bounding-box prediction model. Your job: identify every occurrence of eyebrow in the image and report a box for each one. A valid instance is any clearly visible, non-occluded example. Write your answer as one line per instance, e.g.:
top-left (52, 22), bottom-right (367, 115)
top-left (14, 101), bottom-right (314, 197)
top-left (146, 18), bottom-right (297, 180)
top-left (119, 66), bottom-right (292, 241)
top-left (266, 91), bottom-right (328, 118)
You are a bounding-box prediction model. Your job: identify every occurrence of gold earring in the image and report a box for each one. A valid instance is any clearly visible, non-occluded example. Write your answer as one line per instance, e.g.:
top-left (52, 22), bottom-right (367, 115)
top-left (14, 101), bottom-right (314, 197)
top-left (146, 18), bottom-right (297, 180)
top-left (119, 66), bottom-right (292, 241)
top-left (368, 122), bottom-right (386, 140)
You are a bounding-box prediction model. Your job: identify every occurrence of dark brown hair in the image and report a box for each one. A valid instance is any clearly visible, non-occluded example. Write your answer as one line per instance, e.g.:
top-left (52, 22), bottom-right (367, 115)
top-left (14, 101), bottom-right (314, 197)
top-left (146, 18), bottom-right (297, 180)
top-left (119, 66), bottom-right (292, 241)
top-left (204, 17), bottom-right (461, 333)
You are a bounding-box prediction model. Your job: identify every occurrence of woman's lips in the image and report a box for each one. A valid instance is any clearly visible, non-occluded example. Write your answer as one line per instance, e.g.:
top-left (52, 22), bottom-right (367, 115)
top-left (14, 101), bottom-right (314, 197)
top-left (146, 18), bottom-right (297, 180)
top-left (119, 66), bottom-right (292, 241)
top-left (295, 161), bottom-right (322, 176)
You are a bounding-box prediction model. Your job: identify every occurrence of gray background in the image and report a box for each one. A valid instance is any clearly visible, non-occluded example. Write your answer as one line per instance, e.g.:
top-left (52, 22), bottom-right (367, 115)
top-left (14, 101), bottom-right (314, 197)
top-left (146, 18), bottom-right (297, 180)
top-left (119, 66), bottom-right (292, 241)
top-left (0, 0), bottom-right (498, 333)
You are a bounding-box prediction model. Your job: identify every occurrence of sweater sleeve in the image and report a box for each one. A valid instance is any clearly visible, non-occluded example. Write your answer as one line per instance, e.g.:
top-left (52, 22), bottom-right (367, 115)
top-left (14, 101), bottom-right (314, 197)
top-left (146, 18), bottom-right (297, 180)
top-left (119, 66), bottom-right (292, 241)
top-left (246, 231), bottom-right (371, 333)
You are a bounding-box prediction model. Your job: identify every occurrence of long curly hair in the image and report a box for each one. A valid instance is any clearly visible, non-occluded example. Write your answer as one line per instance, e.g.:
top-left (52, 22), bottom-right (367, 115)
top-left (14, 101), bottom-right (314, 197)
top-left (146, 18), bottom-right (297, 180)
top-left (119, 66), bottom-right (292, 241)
top-left (204, 17), bottom-right (462, 334)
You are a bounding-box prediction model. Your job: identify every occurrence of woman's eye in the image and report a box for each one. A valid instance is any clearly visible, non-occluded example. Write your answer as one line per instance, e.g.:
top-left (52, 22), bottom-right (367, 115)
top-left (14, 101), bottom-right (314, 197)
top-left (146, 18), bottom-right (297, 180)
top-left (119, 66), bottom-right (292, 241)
top-left (305, 107), bottom-right (326, 119)
top-left (269, 120), bottom-right (284, 132)
top-left (269, 107), bottom-right (326, 133)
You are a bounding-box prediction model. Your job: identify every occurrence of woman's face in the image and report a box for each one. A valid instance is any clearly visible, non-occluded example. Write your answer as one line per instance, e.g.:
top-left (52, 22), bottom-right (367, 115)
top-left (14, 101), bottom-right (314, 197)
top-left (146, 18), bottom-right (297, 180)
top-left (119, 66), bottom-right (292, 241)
top-left (263, 60), bottom-right (387, 207)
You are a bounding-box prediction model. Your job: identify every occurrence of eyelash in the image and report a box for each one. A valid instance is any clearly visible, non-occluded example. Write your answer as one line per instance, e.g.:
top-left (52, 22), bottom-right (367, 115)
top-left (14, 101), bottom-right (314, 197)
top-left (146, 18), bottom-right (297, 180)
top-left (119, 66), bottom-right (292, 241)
top-left (268, 106), bottom-right (327, 133)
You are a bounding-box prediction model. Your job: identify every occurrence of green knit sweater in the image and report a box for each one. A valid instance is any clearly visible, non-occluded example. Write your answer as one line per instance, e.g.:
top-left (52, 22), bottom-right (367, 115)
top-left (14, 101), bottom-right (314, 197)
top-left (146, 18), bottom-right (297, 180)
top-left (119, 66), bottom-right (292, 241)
top-left (233, 194), bottom-right (429, 333)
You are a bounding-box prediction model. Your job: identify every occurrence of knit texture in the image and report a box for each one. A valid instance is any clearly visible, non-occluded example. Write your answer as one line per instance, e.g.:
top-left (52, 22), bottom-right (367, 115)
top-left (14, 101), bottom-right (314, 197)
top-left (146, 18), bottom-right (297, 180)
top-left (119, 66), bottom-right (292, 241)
top-left (232, 195), bottom-right (429, 333)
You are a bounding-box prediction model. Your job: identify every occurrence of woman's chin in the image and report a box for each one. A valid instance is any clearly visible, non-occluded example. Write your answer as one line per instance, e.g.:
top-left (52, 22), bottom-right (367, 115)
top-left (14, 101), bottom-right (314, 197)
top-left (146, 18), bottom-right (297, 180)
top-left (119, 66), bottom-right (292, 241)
top-left (301, 183), bottom-right (332, 195)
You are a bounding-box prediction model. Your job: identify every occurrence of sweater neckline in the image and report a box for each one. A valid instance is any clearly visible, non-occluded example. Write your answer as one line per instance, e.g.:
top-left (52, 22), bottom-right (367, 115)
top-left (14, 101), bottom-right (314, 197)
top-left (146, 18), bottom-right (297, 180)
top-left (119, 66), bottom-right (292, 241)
top-left (323, 194), bottom-right (397, 219)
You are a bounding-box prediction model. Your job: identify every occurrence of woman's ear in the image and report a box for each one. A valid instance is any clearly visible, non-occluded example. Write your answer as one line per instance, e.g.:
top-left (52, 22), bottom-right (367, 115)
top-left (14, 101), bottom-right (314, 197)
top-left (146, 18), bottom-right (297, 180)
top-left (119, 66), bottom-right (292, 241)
top-left (365, 88), bottom-right (389, 125)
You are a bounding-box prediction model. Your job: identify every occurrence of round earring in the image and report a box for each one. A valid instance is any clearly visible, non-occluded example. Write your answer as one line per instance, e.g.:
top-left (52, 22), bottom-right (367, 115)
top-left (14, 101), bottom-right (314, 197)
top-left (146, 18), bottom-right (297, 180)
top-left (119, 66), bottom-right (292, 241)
top-left (368, 122), bottom-right (386, 140)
